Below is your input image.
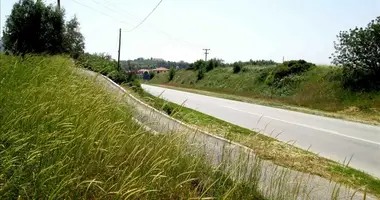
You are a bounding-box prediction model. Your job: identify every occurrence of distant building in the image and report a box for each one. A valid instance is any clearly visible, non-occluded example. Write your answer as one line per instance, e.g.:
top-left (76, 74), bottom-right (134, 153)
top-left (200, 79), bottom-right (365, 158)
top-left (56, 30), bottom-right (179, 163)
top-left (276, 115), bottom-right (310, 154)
top-left (153, 67), bottom-right (169, 74)
top-left (136, 69), bottom-right (151, 80)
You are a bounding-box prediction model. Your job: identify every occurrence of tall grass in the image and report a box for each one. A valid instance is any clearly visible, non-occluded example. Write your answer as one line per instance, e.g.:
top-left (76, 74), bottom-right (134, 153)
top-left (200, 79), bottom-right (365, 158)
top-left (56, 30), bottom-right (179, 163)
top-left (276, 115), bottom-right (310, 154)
top-left (0, 55), bottom-right (265, 199)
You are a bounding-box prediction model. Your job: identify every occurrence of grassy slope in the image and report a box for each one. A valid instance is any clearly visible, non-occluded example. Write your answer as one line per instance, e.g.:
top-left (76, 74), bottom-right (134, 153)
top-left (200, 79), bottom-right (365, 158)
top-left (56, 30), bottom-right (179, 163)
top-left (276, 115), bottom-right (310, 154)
top-left (0, 55), bottom-right (265, 199)
top-left (131, 89), bottom-right (380, 197)
top-left (150, 66), bottom-right (380, 124)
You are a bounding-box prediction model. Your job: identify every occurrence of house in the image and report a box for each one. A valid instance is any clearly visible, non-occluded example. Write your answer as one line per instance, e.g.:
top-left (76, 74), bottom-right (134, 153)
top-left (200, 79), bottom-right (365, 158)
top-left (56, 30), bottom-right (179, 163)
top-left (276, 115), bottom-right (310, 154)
top-left (136, 69), bottom-right (151, 80)
top-left (153, 67), bottom-right (169, 74)
top-left (136, 69), bottom-right (150, 75)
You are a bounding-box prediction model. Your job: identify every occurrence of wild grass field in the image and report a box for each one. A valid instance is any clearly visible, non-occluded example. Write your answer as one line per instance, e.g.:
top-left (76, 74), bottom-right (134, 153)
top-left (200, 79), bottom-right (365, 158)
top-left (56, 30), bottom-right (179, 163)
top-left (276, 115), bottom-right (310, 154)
top-left (150, 66), bottom-right (380, 124)
top-left (0, 54), bottom-right (266, 199)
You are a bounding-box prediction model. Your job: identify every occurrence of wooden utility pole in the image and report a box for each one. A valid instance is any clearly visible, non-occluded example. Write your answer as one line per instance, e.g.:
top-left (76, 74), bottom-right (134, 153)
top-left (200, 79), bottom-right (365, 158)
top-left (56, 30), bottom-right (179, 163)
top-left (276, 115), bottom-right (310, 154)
top-left (57, 0), bottom-right (61, 10)
top-left (203, 49), bottom-right (210, 61)
top-left (117, 28), bottom-right (122, 71)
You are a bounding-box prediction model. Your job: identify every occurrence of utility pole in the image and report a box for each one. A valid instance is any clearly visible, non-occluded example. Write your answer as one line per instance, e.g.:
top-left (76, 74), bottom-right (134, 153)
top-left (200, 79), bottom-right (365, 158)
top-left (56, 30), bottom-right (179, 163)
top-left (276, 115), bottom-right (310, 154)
top-left (203, 49), bottom-right (210, 61)
top-left (117, 28), bottom-right (121, 71)
top-left (57, 0), bottom-right (61, 10)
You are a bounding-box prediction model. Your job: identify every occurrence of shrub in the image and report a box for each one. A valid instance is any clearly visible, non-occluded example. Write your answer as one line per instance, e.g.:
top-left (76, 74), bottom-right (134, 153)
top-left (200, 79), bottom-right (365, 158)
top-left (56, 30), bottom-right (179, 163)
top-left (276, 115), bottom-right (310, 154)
top-left (162, 103), bottom-right (176, 115)
top-left (107, 70), bottom-right (128, 84)
top-left (205, 59), bottom-right (221, 72)
top-left (168, 67), bottom-right (175, 81)
top-left (197, 68), bottom-right (205, 80)
top-left (233, 62), bottom-right (243, 73)
top-left (331, 16), bottom-right (380, 91)
top-left (149, 71), bottom-right (155, 80)
top-left (189, 60), bottom-right (206, 70)
top-left (272, 60), bottom-right (315, 80)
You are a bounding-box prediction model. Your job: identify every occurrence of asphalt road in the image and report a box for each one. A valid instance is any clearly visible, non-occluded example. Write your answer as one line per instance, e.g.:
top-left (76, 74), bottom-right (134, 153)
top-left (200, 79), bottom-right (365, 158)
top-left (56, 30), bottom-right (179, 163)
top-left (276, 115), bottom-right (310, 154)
top-left (142, 84), bottom-right (380, 177)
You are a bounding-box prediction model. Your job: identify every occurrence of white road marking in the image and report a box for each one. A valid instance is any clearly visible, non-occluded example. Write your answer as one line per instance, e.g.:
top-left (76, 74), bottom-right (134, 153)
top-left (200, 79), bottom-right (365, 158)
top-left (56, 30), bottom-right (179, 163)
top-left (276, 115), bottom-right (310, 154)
top-left (221, 105), bottom-right (380, 146)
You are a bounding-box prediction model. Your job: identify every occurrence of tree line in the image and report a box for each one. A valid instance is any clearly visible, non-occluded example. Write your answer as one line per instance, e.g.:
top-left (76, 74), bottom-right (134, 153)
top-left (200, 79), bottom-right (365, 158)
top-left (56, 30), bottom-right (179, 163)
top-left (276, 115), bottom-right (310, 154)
top-left (3, 0), bottom-right (380, 92)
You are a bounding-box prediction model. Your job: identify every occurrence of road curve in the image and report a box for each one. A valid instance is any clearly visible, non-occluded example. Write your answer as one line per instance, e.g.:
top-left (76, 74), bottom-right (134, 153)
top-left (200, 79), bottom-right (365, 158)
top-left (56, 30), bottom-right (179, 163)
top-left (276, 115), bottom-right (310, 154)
top-left (141, 84), bottom-right (380, 177)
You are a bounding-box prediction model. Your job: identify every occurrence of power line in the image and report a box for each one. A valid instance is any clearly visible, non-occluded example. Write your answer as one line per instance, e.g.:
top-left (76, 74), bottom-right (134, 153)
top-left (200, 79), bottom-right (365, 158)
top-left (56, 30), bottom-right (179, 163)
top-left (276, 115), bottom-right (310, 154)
top-left (70, 0), bottom-right (201, 52)
top-left (69, 0), bottom-right (133, 27)
top-left (124, 0), bottom-right (163, 32)
top-left (98, 0), bottom-right (201, 49)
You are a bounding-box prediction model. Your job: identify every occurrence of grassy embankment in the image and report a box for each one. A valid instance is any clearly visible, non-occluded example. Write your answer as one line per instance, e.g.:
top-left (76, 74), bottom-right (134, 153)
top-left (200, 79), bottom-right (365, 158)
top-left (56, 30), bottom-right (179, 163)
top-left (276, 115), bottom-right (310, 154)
top-left (0, 55), bottom-right (267, 199)
top-left (129, 84), bottom-right (380, 197)
top-left (150, 66), bottom-right (380, 124)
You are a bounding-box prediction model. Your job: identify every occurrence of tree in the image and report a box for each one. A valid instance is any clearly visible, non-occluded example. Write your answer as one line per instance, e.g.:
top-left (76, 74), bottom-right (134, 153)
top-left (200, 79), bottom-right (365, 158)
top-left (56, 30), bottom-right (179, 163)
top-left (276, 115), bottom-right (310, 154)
top-left (233, 62), bottom-right (243, 73)
top-left (331, 16), bottom-right (380, 91)
top-left (168, 67), bottom-right (175, 81)
top-left (197, 68), bottom-right (205, 80)
top-left (2, 0), bottom-right (84, 58)
top-left (63, 16), bottom-right (85, 59)
top-left (2, 0), bottom-right (65, 55)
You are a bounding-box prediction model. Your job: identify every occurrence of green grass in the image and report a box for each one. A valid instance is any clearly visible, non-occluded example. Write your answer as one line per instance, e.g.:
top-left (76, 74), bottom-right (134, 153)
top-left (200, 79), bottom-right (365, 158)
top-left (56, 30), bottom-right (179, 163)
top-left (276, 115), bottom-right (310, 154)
top-left (150, 66), bottom-right (380, 124)
top-left (130, 88), bottom-right (380, 197)
top-left (0, 54), bottom-right (267, 199)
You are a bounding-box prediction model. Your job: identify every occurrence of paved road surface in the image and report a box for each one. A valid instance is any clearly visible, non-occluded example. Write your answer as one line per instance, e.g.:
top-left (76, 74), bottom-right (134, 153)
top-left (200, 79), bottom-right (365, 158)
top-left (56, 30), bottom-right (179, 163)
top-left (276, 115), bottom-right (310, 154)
top-left (142, 84), bottom-right (380, 177)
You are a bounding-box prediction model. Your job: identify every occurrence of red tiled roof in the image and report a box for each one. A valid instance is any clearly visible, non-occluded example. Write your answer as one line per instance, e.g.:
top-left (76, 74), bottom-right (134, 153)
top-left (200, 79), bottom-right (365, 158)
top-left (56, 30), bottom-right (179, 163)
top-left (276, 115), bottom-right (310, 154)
top-left (154, 67), bottom-right (169, 71)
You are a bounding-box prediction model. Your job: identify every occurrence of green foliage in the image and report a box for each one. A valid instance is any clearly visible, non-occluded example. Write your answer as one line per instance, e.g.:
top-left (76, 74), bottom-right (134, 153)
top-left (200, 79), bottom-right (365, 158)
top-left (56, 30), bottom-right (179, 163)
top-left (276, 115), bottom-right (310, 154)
top-left (205, 59), bottom-right (222, 72)
top-left (149, 71), bottom-right (155, 80)
top-left (0, 55), bottom-right (267, 199)
top-left (233, 62), bottom-right (243, 73)
top-left (62, 16), bottom-right (85, 59)
top-left (197, 68), bottom-right (205, 80)
top-left (249, 59), bottom-right (277, 66)
top-left (2, 0), bottom-right (84, 57)
top-left (168, 67), bottom-right (176, 81)
top-left (124, 58), bottom-right (190, 70)
top-left (77, 53), bottom-right (116, 75)
top-left (76, 53), bottom-right (135, 85)
top-left (331, 16), bottom-right (380, 91)
top-left (266, 60), bottom-right (315, 85)
top-left (151, 65), bottom-right (380, 124)
top-left (189, 60), bottom-right (206, 70)
top-left (188, 59), bottom-right (222, 72)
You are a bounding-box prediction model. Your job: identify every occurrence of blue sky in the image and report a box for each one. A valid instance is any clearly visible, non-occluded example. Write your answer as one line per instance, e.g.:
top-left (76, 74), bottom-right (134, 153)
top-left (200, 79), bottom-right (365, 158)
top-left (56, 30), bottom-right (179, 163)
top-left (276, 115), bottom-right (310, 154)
top-left (1, 0), bottom-right (379, 64)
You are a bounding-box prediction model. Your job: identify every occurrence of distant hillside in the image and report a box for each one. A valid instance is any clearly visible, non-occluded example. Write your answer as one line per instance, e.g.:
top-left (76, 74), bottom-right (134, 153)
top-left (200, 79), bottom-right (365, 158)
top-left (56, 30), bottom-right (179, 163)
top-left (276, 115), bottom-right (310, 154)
top-left (121, 58), bottom-right (190, 70)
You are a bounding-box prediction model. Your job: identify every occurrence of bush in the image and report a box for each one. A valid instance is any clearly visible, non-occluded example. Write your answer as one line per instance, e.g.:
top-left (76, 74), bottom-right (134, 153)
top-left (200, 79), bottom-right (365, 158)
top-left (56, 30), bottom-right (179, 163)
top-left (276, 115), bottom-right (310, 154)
top-left (188, 60), bottom-right (205, 70)
top-left (107, 70), bottom-right (128, 84)
top-left (197, 68), bottom-right (205, 80)
top-left (149, 71), bottom-right (155, 80)
top-left (128, 79), bottom-right (143, 94)
top-left (233, 62), bottom-right (243, 73)
top-left (331, 16), bottom-right (380, 91)
top-left (162, 103), bottom-right (176, 116)
top-left (168, 67), bottom-right (175, 81)
top-left (272, 60), bottom-right (314, 80)
top-left (205, 59), bottom-right (221, 72)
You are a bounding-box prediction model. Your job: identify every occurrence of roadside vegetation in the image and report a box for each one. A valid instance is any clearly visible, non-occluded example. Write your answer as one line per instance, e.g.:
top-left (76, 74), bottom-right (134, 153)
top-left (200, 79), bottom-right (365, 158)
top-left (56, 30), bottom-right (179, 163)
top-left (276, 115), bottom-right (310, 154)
top-left (150, 16), bottom-right (380, 124)
top-left (2, 0), bottom-right (379, 199)
top-left (129, 87), bottom-right (380, 197)
top-left (0, 1), bottom-right (268, 199)
top-left (0, 54), bottom-right (268, 199)
top-left (150, 61), bottom-right (380, 124)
